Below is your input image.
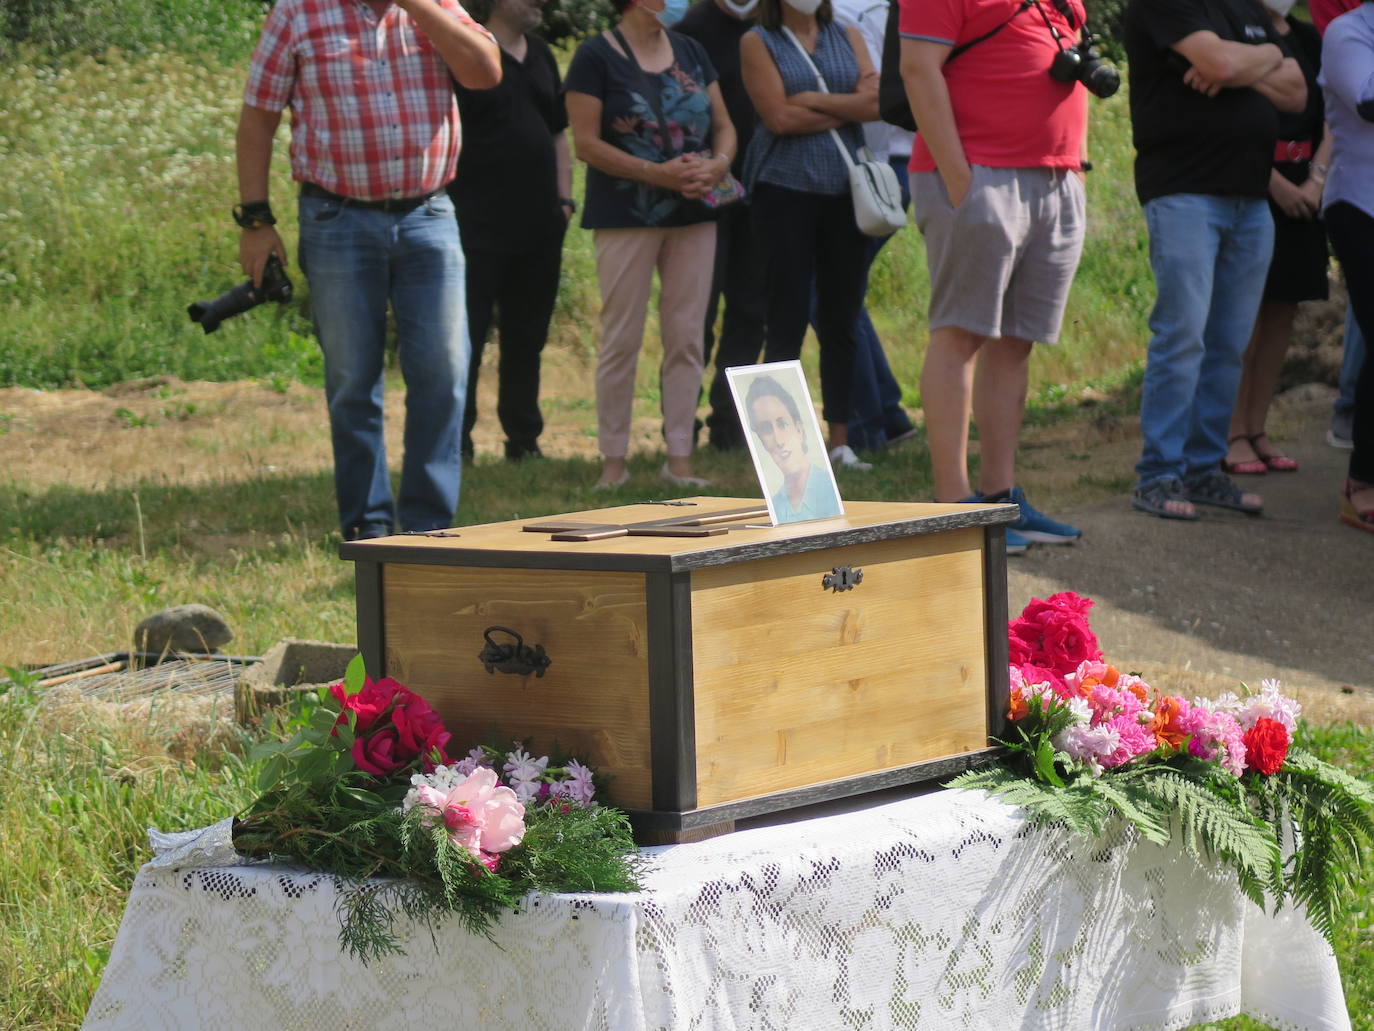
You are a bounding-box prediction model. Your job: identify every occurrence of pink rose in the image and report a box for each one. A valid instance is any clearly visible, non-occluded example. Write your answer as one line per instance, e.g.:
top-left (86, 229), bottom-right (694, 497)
top-left (353, 728), bottom-right (403, 776)
top-left (413, 766), bottom-right (525, 861)
top-left (1007, 593), bottom-right (1102, 677)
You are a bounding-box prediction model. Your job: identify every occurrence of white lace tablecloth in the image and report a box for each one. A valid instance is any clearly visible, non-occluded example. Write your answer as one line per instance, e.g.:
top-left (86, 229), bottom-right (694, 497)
top-left (82, 788), bottom-right (1350, 1031)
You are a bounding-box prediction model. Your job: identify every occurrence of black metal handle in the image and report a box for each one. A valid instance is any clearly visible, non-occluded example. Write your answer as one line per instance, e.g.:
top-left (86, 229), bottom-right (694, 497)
top-left (822, 566), bottom-right (864, 592)
top-left (477, 625), bottom-right (552, 678)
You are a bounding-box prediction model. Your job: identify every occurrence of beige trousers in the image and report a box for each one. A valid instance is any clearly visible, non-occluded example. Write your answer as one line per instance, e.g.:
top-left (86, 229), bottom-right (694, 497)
top-left (593, 221), bottom-right (717, 459)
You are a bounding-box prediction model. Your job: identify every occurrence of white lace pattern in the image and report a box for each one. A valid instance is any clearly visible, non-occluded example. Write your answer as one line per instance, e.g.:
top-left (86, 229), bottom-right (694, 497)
top-left (83, 789), bottom-right (1351, 1031)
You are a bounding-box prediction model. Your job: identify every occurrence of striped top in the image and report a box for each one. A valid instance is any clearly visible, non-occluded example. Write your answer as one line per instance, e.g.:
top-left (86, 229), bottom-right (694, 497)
top-left (741, 22), bottom-right (866, 196)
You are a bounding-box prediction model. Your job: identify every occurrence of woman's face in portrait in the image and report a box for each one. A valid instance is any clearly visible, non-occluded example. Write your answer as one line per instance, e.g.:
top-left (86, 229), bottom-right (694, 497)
top-left (749, 393), bottom-right (808, 479)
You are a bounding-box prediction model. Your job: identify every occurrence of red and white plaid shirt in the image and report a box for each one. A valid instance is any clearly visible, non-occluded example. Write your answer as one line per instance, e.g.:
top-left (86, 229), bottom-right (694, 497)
top-left (244, 0), bottom-right (490, 201)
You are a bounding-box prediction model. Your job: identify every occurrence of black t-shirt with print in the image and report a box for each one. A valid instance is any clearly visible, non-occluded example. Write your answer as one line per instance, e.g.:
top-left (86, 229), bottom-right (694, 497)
top-left (1125, 0), bottom-right (1285, 204)
top-left (450, 33), bottom-right (568, 254)
top-left (565, 31), bottom-right (720, 229)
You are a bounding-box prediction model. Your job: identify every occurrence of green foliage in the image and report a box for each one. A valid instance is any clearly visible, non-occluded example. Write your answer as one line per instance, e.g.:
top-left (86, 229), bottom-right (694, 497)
top-left (951, 733), bottom-right (1374, 949)
top-left (234, 678), bottom-right (641, 960)
top-left (538, 0), bottom-right (616, 46)
top-left (0, 0), bottom-right (266, 61)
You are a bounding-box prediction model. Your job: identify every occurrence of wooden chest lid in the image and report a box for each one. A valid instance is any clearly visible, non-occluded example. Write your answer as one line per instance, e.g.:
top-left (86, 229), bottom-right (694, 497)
top-left (339, 497), bottom-right (1016, 573)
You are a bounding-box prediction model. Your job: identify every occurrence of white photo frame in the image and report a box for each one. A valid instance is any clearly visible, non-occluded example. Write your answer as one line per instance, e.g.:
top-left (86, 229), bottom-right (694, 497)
top-left (726, 360), bottom-right (844, 526)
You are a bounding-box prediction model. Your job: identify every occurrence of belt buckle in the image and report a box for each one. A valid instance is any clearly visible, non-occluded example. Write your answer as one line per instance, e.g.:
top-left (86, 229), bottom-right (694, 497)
top-left (1282, 140), bottom-right (1303, 162)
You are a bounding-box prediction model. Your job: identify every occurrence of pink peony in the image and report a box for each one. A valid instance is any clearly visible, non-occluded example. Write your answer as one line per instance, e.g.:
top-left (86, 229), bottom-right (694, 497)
top-left (413, 766), bottom-right (526, 861)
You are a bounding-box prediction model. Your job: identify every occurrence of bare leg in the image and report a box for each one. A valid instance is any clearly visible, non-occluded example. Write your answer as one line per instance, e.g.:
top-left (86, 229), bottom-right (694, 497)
top-left (827, 423), bottom-right (849, 451)
top-left (1227, 300), bottom-right (1296, 467)
top-left (972, 336), bottom-right (1033, 497)
top-left (597, 456), bottom-right (628, 487)
top-left (921, 325), bottom-right (985, 501)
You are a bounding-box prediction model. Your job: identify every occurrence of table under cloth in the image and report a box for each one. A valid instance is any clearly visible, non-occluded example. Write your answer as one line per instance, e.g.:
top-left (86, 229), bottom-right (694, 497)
top-left (82, 787), bottom-right (1351, 1031)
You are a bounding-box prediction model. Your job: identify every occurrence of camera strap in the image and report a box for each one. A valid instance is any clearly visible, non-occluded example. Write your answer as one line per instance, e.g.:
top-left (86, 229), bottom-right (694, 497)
top-left (948, 0), bottom-right (1035, 61)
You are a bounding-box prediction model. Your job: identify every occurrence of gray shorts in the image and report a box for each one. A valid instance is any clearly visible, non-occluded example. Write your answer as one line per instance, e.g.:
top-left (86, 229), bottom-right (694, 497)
top-left (912, 165), bottom-right (1086, 344)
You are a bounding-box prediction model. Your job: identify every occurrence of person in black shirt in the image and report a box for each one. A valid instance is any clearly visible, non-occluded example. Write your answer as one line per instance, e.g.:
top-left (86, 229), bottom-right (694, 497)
top-left (1125, 0), bottom-right (1306, 521)
top-left (677, 0), bottom-right (769, 451)
top-left (450, 0), bottom-right (573, 462)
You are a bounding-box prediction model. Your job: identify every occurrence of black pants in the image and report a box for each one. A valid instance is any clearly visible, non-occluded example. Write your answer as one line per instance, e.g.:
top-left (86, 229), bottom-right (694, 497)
top-left (461, 232), bottom-right (564, 454)
top-left (751, 183), bottom-right (867, 425)
top-left (702, 201), bottom-right (768, 447)
top-left (1326, 201), bottom-right (1374, 483)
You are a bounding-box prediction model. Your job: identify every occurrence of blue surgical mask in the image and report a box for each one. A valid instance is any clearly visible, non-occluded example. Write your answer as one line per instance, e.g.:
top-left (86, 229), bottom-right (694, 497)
top-left (656, 0), bottom-right (689, 27)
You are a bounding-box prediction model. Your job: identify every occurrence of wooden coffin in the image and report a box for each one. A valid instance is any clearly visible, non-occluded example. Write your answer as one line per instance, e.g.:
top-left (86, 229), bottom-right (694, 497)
top-left (341, 497), bottom-right (1014, 840)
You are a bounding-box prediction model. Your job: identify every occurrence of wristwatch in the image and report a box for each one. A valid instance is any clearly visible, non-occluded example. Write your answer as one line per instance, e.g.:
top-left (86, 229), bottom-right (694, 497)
top-left (233, 201), bottom-right (277, 230)
top-left (559, 197), bottom-right (577, 214)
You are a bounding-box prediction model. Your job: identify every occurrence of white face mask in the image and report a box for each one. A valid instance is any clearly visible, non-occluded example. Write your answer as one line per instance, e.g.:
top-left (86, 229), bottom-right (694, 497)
top-left (721, 0), bottom-right (760, 17)
top-left (1260, 0), bottom-right (1295, 16)
top-left (785, 0), bottom-right (824, 15)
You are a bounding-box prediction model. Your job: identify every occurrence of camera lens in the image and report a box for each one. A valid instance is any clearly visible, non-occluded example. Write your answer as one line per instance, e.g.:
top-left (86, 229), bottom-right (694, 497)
top-left (1049, 47), bottom-right (1082, 84)
top-left (1082, 59), bottom-right (1121, 99)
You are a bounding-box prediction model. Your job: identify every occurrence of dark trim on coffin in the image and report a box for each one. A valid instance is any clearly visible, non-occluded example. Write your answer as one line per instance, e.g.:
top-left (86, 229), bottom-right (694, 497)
top-left (353, 560), bottom-right (386, 680)
top-left (983, 526), bottom-right (1012, 743)
top-left (625, 747), bottom-right (1003, 831)
top-left (646, 570), bottom-right (697, 813)
top-left (337, 506), bottom-right (1019, 575)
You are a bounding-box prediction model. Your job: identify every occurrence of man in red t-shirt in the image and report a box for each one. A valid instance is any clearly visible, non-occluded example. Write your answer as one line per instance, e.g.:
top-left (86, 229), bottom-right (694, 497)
top-left (899, 0), bottom-right (1090, 553)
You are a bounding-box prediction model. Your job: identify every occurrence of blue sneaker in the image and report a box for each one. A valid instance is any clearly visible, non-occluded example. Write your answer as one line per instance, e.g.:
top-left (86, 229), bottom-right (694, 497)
top-left (995, 486), bottom-right (1081, 544)
top-left (960, 493), bottom-right (1032, 555)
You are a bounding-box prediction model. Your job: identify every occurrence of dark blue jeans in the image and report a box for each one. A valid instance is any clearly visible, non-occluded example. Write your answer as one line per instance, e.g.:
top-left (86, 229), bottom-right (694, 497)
top-left (810, 158), bottom-right (914, 451)
top-left (298, 192), bottom-right (469, 537)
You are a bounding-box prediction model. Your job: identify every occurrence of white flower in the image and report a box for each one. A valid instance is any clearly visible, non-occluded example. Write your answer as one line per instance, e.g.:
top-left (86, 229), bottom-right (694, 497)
top-left (1054, 724), bottom-right (1121, 771)
top-left (503, 746), bottom-right (549, 784)
top-left (1063, 696), bottom-right (1092, 724)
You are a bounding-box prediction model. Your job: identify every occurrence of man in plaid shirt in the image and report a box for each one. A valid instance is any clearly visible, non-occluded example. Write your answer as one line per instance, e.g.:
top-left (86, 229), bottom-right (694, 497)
top-left (236, 0), bottom-right (500, 540)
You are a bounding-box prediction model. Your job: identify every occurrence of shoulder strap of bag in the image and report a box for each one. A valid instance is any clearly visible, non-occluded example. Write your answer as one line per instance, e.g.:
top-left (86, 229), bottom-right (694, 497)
top-left (779, 26), bottom-right (859, 173)
top-left (611, 27), bottom-right (676, 163)
top-left (878, 0), bottom-right (1034, 131)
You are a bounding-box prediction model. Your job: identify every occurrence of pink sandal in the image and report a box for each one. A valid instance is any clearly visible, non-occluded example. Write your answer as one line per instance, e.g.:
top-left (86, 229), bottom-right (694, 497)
top-left (1251, 433), bottom-right (1298, 473)
top-left (1222, 435), bottom-right (1266, 476)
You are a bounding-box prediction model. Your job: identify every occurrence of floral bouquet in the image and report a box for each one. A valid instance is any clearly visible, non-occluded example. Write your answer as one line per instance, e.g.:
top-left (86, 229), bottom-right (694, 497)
top-left (951, 592), bottom-right (1374, 943)
top-left (232, 657), bottom-right (640, 960)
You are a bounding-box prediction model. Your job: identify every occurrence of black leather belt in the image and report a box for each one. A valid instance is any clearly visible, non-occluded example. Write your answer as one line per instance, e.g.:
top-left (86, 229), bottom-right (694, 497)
top-left (300, 181), bottom-right (442, 213)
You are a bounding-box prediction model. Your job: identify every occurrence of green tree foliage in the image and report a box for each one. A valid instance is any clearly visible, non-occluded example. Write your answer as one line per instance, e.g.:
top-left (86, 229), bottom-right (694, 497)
top-left (0, 0), bottom-right (266, 61)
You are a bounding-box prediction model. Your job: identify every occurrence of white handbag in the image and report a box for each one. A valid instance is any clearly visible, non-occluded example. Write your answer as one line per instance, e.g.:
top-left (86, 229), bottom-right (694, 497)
top-left (781, 26), bottom-right (906, 237)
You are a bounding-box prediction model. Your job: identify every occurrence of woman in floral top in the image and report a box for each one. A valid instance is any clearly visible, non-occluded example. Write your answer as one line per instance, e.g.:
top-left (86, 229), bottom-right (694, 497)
top-left (566, 0), bottom-right (737, 490)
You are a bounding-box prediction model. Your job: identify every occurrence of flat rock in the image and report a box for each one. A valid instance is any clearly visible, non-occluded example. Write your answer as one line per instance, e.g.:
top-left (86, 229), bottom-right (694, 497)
top-left (133, 604), bottom-right (233, 656)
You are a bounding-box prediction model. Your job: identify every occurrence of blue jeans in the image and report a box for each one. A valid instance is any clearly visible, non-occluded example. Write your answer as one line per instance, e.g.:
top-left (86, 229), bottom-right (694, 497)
top-left (1335, 303), bottom-right (1367, 418)
top-left (298, 192), bottom-right (469, 536)
top-left (1135, 194), bottom-right (1274, 488)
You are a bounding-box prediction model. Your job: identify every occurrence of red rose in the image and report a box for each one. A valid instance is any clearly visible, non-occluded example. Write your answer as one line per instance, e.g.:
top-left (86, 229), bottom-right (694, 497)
top-left (1007, 629), bottom-right (1034, 666)
top-left (1243, 717), bottom-right (1290, 776)
top-left (330, 676), bottom-right (402, 733)
top-left (392, 694), bottom-right (452, 769)
top-left (1007, 593), bottom-right (1102, 676)
top-left (353, 728), bottom-right (404, 776)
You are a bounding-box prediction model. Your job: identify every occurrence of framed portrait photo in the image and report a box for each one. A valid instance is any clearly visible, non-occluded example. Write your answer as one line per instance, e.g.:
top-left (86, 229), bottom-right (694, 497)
top-left (726, 360), bottom-right (844, 526)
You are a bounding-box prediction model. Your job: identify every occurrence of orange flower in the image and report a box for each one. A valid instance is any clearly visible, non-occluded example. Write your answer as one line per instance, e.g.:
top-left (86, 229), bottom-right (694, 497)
top-left (1151, 696), bottom-right (1189, 750)
top-left (1008, 686), bottom-right (1029, 721)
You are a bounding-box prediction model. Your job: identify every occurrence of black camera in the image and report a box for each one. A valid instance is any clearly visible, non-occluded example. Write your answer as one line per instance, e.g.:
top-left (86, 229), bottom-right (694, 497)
top-left (187, 254), bottom-right (293, 334)
top-left (1049, 28), bottom-right (1120, 99)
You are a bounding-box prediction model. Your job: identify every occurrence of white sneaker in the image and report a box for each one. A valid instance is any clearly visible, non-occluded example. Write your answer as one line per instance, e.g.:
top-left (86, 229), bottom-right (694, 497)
top-left (828, 444), bottom-right (873, 471)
